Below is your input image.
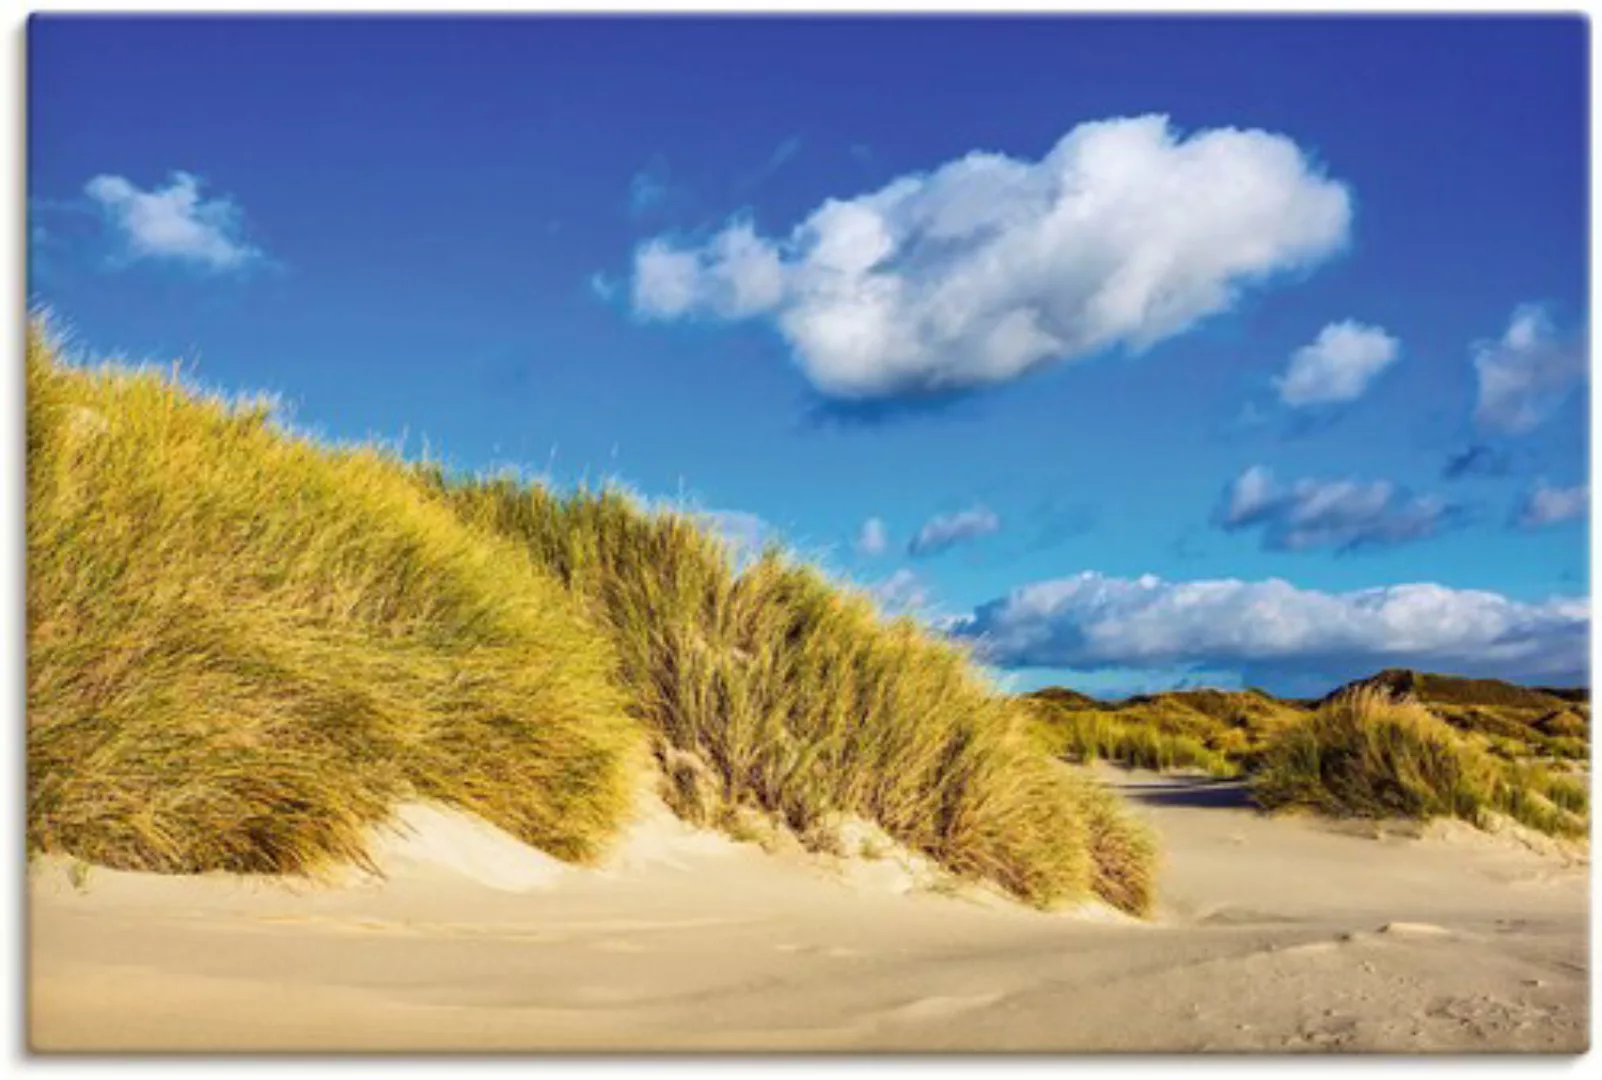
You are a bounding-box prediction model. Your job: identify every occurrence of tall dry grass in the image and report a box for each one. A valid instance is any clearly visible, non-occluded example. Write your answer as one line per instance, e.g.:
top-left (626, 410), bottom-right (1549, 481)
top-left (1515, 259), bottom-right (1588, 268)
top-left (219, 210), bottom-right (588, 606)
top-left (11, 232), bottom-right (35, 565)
top-left (444, 477), bottom-right (1156, 911)
top-left (27, 328), bottom-right (1158, 913)
top-left (27, 330), bottom-right (638, 873)
top-left (1251, 689), bottom-right (1587, 838)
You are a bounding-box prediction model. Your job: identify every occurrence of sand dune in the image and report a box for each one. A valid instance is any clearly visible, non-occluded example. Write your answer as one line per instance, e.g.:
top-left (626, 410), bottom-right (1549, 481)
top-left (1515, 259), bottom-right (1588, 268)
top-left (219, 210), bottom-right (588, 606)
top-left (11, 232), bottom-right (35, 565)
top-left (28, 770), bottom-right (1588, 1053)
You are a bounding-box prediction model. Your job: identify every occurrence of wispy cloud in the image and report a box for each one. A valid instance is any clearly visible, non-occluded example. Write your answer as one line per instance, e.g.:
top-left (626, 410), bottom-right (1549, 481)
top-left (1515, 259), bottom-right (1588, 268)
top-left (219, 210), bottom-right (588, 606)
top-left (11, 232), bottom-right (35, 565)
top-left (907, 505), bottom-right (1000, 557)
top-left (1473, 304), bottom-right (1587, 435)
top-left (629, 114), bottom-right (1351, 399)
top-left (868, 568), bottom-right (930, 615)
top-left (588, 271), bottom-right (621, 302)
top-left (1513, 480), bottom-right (1589, 530)
top-left (1441, 443), bottom-right (1511, 481)
top-left (628, 162), bottom-right (673, 217)
top-left (85, 171), bottom-right (262, 271)
top-left (952, 571), bottom-right (1588, 688)
top-left (690, 508), bottom-right (778, 566)
top-left (854, 516), bottom-right (889, 556)
top-left (735, 135), bottom-right (804, 192)
top-left (1274, 320), bottom-right (1399, 407)
top-left (1215, 465), bottom-right (1455, 552)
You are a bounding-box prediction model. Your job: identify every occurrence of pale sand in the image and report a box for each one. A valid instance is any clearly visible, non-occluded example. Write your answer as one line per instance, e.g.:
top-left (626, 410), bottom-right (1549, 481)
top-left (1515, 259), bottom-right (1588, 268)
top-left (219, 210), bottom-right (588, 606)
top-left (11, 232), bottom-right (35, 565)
top-left (28, 769), bottom-right (1589, 1053)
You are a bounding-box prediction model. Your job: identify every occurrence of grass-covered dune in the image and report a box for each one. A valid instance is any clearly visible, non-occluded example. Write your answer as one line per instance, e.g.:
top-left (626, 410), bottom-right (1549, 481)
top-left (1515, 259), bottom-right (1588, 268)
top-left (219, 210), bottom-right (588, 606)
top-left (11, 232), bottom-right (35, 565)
top-left (1330, 669), bottom-right (1590, 765)
top-left (1027, 676), bottom-right (1588, 841)
top-left (1024, 687), bottom-right (1307, 778)
top-left (1252, 689), bottom-right (1588, 839)
top-left (27, 331), bottom-right (639, 873)
top-left (25, 328), bottom-right (1155, 913)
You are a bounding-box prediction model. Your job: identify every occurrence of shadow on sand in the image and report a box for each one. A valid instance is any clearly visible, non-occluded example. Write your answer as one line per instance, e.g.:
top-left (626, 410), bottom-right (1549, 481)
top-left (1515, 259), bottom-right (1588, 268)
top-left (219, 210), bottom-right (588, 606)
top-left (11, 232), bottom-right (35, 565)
top-left (1112, 776), bottom-right (1257, 812)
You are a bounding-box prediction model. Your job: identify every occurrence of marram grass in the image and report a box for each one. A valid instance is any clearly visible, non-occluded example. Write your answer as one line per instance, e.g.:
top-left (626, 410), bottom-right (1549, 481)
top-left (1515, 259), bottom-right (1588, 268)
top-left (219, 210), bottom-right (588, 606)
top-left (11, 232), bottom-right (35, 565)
top-left (443, 477), bottom-right (1155, 911)
top-left (27, 330), bottom-right (639, 873)
top-left (26, 328), bottom-right (1156, 914)
top-left (1251, 689), bottom-right (1587, 839)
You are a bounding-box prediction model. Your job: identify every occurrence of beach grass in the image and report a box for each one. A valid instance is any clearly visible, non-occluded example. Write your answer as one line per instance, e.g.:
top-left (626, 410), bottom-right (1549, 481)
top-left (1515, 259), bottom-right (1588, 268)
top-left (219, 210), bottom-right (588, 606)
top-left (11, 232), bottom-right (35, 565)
top-left (27, 328), bottom-right (639, 874)
top-left (1251, 688), bottom-right (1588, 838)
top-left (444, 476), bottom-right (1156, 911)
top-left (26, 325), bottom-right (1156, 914)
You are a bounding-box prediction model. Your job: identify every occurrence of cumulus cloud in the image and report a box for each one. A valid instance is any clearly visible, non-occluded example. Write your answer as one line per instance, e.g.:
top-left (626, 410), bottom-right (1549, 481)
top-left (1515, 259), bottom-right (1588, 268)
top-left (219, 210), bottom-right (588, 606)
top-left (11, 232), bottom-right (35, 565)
top-left (85, 171), bottom-right (261, 271)
top-left (854, 516), bottom-right (889, 556)
top-left (633, 220), bottom-right (786, 320)
top-left (630, 114), bottom-right (1352, 398)
top-left (1274, 320), bottom-right (1399, 406)
top-left (1473, 304), bottom-right (1587, 435)
top-left (907, 506), bottom-right (1001, 557)
top-left (1216, 465), bottom-right (1454, 552)
top-left (952, 571), bottom-right (1588, 688)
top-left (1513, 481), bottom-right (1589, 530)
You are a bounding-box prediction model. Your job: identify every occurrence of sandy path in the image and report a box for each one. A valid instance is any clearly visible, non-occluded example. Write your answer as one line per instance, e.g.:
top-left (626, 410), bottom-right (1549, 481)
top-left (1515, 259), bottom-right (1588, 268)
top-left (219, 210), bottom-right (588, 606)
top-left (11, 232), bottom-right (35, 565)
top-left (28, 770), bottom-right (1589, 1053)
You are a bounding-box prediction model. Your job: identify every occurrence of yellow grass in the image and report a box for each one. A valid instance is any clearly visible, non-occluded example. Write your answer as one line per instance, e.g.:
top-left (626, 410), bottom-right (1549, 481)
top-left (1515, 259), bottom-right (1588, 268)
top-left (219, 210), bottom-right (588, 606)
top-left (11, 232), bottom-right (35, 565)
top-left (26, 325), bottom-right (1157, 913)
top-left (1025, 687), bottom-right (1306, 777)
top-left (1251, 689), bottom-right (1587, 838)
top-left (444, 477), bottom-right (1155, 911)
top-left (27, 329), bottom-right (639, 873)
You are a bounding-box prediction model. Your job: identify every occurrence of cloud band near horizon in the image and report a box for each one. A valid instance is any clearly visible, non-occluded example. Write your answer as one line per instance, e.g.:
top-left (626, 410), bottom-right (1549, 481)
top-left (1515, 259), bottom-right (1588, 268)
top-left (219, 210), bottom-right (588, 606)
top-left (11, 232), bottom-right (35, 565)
top-left (951, 571), bottom-right (1588, 689)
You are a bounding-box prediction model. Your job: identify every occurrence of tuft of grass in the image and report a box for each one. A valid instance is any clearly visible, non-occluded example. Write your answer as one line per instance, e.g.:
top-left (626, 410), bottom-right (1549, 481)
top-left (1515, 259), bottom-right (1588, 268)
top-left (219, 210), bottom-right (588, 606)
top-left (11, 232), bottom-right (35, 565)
top-left (27, 329), bottom-right (640, 875)
top-left (441, 476), bottom-right (1155, 912)
top-left (1251, 689), bottom-right (1587, 838)
top-left (1070, 778), bottom-right (1158, 915)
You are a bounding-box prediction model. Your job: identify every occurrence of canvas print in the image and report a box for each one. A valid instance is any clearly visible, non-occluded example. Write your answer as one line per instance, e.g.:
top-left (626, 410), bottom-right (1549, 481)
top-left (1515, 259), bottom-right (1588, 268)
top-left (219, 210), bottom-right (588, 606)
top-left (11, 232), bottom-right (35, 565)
top-left (24, 13), bottom-right (1590, 1054)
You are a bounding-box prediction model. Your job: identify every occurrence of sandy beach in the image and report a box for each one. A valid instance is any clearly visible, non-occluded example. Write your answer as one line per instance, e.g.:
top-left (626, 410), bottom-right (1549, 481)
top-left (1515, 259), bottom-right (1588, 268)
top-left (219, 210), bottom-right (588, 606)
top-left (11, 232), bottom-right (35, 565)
top-left (29, 769), bottom-right (1588, 1053)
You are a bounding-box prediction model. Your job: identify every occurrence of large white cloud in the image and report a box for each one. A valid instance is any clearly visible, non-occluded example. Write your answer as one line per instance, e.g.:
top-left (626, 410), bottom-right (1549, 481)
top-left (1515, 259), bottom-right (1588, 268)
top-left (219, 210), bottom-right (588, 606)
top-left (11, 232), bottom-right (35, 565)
top-left (85, 171), bottom-right (261, 271)
top-left (1217, 465), bottom-right (1453, 552)
top-left (1275, 320), bottom-right (1399, 406)
top-left (953, 571), bottom-right (1588, 686)
top-left (1473, 304), bottom-right (1587, 435)
top-left (631, 115), bottom-right (1352, 398)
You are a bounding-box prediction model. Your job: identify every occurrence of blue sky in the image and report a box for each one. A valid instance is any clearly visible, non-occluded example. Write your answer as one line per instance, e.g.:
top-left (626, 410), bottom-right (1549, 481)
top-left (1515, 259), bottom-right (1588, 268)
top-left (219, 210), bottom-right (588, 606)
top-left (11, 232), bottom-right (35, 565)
top-left (28, 15), bottom-right (1591, 695)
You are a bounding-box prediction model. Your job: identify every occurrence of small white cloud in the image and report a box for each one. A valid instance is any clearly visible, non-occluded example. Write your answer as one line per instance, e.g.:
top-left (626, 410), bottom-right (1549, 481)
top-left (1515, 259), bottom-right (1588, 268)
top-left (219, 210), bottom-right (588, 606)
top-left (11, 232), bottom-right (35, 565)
top-left (632, 239), bottom-right (702, 317)
top-left (85, 171), bottom-right (261, 271)
top-left (854, 516), bottom-right (889, 556)
top-left (908, 505), bottom-right (1001, 557)
top-left (629, 114), bottom-right (1352, 398)
top-left (1274, 320), bottom-right (1399, 406)
top-left (1217, 466), bottom-right (1453, 552)
top-left (633, 221), bottom-right (785, 320)
top-left (869, 568), bottom-right (929, 615)
top-left (1514, 480), bottom-right (1589, 530)
top-left (954, 571), bottom-right (1588, 687)
top-left (1473, 304), bottom-right (1587, 435)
